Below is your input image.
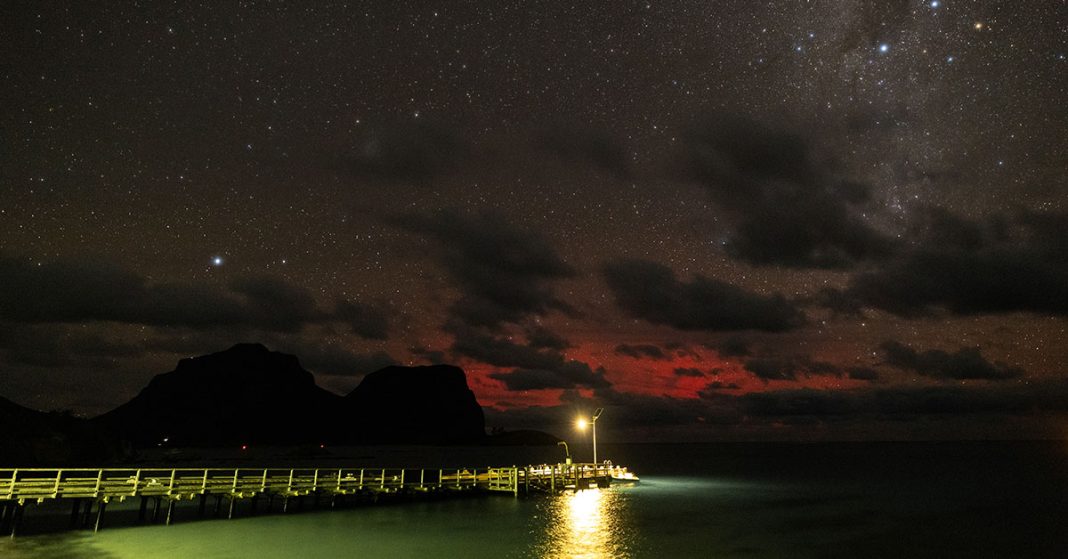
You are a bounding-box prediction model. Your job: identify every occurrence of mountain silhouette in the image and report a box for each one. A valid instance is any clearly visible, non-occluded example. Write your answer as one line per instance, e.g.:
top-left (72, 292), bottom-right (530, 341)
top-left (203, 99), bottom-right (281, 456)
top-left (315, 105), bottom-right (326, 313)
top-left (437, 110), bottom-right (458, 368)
top-left (95, 343), bottom-right (343, 446)
top-left (344, 364), bottom-right (486, 444)
top-left (92, 343), bottom-right (486, 447)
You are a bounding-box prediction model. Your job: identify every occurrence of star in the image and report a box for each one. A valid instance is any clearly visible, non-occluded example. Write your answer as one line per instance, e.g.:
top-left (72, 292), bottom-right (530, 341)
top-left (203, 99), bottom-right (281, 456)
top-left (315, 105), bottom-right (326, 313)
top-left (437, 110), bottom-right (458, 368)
top-left (211, 256), bottom-right (224, 266)
top-left (878, 43), bottom-right (890, 54)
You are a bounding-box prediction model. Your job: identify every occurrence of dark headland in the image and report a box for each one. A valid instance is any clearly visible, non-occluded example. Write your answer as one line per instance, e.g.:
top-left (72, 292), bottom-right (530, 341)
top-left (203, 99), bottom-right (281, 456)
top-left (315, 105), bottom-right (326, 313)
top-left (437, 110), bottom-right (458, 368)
top-left (1, 343), bottom-right (555, 465)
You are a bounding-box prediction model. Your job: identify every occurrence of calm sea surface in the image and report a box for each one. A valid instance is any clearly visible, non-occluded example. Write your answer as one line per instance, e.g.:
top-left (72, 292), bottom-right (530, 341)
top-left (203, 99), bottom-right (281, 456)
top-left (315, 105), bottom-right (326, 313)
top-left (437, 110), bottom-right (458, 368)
top-left (3, 442), bottom-right (1066, 558)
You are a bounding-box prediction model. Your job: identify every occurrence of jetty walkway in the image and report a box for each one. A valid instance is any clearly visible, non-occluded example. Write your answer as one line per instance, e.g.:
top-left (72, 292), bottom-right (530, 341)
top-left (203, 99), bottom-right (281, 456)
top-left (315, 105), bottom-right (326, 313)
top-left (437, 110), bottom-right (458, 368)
top-left (0, 463), bottom-right (636, 537)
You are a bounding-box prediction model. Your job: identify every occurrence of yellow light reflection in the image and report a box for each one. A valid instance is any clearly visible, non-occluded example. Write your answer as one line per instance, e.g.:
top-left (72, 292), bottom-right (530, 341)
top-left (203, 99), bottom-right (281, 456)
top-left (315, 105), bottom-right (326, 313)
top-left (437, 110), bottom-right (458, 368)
top-left (537, 488), bottom-right (631, 559)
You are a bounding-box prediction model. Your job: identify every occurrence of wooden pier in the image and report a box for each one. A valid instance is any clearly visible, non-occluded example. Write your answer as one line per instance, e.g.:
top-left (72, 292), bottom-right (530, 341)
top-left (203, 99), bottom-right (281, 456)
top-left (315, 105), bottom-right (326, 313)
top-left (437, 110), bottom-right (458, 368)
top-left (0, 463), bottom-right (636, 537)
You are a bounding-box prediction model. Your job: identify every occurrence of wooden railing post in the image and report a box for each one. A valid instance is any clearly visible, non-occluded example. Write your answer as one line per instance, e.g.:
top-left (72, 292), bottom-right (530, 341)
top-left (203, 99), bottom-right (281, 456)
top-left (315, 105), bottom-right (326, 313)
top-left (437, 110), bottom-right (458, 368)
top-left (52, 469), bottom-right (63, 499)
top-left (5, 469), bottom-right (16, 501)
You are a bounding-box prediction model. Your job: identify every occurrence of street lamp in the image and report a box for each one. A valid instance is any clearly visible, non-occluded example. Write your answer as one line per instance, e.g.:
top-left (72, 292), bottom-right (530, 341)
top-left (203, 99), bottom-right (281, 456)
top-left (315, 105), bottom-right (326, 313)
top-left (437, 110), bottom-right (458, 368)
top-left (576, 408), bottom-right (604, 463)
top-left (557, 440), bottom-right (571, 465)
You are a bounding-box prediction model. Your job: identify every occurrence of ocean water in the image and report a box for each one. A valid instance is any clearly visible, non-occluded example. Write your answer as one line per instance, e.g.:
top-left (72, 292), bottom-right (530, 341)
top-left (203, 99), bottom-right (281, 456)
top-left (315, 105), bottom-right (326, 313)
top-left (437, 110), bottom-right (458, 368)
top-left (2, 442), bottom-right (1066, 558)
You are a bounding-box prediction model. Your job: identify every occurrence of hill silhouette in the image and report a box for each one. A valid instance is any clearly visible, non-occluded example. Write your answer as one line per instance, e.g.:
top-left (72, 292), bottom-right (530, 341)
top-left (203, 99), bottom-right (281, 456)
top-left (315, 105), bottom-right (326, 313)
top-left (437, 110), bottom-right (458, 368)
top-left (345, 364), bottom-right (485, 444)
top-left (1, 396), bottom-right (118, 465)
top-left (95, 343), bottom-right (345, 446)
top-left (92, 343), bottom-right (486, 447)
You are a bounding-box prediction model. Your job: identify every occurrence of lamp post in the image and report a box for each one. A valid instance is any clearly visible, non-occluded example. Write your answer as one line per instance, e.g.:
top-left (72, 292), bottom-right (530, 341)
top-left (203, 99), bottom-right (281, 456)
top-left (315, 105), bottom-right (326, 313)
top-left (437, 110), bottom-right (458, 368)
top-left (576, 408), bottom-right (604, 464)
top-left (557, 441), bottom-right (571, 465)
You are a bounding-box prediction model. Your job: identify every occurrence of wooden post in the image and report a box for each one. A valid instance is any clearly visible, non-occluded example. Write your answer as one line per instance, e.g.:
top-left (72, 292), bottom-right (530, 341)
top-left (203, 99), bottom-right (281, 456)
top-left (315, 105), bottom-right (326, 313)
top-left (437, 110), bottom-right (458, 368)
top-left (165, 500), bottom-right (175, 526)
top-left (82, 499), bottom-right (94, 526)
top-left (198, 493), bottom-right (207, 516)
top-left (52, 469), bottom-right (63, 499)
top-left (152, 497), bottom-right (161, 522)
top-left (227, 496), bottom-right (236, 519)
top-left (214, 495), bottom-right (223, 516)
top-left (93, 501), bottom-right (106, 533)
top-left (8, 502), bottom-right (24, 538)
top-left (70, 499), bottom-right (82, 528)
top-left (138, 496), bottom-right (149, 522)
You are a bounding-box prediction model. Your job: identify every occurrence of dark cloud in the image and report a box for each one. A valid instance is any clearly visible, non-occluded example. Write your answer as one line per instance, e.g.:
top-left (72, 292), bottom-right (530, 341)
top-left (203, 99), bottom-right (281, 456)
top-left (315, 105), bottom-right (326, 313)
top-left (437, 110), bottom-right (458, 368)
top-left (397, 210), bottom-right (576, 329)
top-left (713, 336), bottom-right (752, 357)
top-left (524, 325), bottom-right (571, 351)
top-left (614, 343), bottom-right (669, 360)
top-left (334, 300), bottom-right (390, 340)
top-left (880, 341), bottom-right (1022, 381)
top-left (289, 346), bottom-right (395, 378)
top-left (846, 209), bottom-right (1068, 317)
top-left (336, 120), bottom-right (465, 182)
top-left (489, 378), bottom-right (1068, 438)
top-left (743, 355), bottom-right (841, 381)
top-left (230, 276), bottom-right (321, 332)
top-left (0, 324), bottom-right (145, 368)
top-left (730, 378), bottom-right (1068, 420)
top-left (0, 254), bottom-right (243, 328)
top-left (676, 116), bottom-right (894, 268)
top-left (450, 326), bottom-right (566, 370)
top-left (809, 287), bottom-right (866, 317)
top-left (741, 388), bottom-right (856, 417)
top-left (673, 367), bottom-right (706, 377)
top-left (0, 253), bottom-right (391, 336)
top-left (847, 367), bottom-right (880, 381)
top-left (488, 361), bottom-right (610, 391)
top-left (451, 325), bottom-right (607, 391)
top-left (603, 258), bottom-right (805, 332)
top-left (410, 346), bottom-right (447, 364)
top-left (535, 126), bottom-right (630, 177)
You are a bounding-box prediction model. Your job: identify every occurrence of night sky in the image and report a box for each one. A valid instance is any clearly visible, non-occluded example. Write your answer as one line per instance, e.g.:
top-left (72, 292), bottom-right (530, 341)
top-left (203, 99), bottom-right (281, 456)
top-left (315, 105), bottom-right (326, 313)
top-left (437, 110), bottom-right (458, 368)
top-left (2, 1), bottom-right (1066, 441)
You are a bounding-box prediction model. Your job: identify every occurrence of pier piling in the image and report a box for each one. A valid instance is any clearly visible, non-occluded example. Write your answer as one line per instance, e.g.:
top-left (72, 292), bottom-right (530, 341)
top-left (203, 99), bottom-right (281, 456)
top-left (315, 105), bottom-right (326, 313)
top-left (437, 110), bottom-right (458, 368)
top-left (93, 501), bottom-right (106, 533)
top-left (8, 503), bottom-right (24, 538)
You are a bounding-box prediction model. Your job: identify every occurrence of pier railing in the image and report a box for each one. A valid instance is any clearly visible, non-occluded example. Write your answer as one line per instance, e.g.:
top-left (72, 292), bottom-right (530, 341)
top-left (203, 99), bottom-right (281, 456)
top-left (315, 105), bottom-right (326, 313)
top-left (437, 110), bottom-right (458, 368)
top-left (0, 467), bottom-right (493, 503)
top-left (0, 463), bottom-right (635, 536)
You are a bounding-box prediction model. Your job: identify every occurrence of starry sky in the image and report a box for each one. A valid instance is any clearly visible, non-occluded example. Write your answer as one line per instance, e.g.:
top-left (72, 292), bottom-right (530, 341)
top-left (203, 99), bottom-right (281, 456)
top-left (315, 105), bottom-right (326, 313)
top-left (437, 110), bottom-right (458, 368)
top-left (2, 1), bottom-right (1066, 441)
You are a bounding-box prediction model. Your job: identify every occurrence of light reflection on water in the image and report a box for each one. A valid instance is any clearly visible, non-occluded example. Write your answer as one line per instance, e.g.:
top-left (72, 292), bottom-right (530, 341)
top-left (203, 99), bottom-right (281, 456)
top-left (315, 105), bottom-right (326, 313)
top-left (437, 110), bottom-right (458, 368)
top-left (534, 487), bottom-right (634, 559)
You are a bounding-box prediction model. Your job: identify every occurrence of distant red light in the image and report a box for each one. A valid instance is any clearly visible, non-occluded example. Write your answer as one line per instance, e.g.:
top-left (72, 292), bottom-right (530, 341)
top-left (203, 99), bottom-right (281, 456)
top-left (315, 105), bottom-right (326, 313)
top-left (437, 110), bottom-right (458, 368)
top-left (241, 444), bottom-right (248, 450)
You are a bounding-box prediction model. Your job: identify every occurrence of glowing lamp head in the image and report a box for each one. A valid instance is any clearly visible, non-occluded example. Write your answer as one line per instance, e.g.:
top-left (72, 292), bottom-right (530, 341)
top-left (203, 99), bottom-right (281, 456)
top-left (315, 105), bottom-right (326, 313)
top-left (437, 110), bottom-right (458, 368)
top-left (576, 418), bottom-right (588, 431)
